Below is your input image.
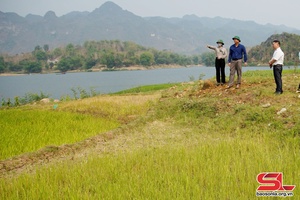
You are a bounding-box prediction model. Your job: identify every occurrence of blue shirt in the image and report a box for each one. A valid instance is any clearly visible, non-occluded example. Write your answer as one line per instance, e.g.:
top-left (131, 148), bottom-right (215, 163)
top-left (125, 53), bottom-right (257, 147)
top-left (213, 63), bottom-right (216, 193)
top-left (228, 44), bottom-right (247, 63)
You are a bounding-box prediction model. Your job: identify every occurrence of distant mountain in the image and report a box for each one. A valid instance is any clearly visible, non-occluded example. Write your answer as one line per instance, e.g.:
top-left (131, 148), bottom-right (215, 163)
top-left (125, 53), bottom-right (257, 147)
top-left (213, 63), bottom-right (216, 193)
top-left (1, 1), bottom-right (300, 55)
top-left (248, 32), bottom-right (300, 65)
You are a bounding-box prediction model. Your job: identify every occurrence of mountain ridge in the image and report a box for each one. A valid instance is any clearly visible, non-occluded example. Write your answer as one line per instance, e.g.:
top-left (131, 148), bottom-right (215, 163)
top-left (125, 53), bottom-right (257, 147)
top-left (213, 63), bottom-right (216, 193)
top-left (0, 1), bottom-right (300, 55)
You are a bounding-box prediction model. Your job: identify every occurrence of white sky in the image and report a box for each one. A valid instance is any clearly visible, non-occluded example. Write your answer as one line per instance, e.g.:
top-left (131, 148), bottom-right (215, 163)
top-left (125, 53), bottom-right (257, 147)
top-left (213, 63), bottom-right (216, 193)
top-left (1, 0), bottom-right (300, 29)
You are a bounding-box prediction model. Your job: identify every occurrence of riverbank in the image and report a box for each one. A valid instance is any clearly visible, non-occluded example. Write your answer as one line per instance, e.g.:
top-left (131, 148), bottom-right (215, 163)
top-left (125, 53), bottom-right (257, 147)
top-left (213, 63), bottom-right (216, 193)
top-left (0, 73), bottom-right (26, 77)
top-left (96, 64), bottom-right (192, 71)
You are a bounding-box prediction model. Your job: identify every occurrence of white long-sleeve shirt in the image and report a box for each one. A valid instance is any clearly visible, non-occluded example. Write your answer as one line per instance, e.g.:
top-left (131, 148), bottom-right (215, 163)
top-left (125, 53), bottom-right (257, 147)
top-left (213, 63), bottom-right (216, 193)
top-left (207, 45), bottom-right (228, 59)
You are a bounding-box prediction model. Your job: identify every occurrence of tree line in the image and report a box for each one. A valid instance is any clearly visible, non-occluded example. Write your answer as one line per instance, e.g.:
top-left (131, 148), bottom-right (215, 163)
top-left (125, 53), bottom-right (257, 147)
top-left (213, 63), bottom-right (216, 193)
top-left (0, 40), bottom-right (203, 74)
top-left (1, 33), bottom-right (299, 74)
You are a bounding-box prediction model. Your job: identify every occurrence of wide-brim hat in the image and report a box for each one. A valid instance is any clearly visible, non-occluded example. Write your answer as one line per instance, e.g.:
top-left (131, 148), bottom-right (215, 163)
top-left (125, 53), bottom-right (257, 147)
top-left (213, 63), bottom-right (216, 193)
top-left (232, 36), bottom-right (241, 42)
top-left (216, 39), bottom-right (224, 45)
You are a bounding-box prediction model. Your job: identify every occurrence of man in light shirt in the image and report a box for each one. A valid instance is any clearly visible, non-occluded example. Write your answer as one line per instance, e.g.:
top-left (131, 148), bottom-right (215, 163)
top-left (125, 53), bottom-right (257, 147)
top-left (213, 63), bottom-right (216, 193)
top-left (207, 39), bottom-right (228, 85)
top-left (269, 40), bottom-right (284, 94)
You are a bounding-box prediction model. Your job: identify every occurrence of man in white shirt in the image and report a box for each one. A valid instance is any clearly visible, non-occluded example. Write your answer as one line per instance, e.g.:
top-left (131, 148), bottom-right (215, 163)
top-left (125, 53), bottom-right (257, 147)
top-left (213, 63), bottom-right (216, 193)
top-left (269, 40), bottom-right (284, 94)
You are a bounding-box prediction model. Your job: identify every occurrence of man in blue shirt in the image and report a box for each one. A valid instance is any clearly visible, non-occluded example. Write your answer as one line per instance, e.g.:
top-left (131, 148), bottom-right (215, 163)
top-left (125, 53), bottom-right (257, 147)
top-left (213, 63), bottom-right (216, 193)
top-left (227, 36), bottom-right (247, 89)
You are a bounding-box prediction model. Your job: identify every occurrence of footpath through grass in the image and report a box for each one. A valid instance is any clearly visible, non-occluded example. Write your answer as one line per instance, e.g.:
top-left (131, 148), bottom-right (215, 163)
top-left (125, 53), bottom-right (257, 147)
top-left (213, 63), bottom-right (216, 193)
top-left (0, 70), bottom-right (299, 199)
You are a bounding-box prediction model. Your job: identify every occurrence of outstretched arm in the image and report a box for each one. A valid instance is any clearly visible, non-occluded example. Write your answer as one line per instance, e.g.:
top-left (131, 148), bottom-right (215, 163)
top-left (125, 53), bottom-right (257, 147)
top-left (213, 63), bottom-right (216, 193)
top-left (207, 45), bottom-right (216, 50)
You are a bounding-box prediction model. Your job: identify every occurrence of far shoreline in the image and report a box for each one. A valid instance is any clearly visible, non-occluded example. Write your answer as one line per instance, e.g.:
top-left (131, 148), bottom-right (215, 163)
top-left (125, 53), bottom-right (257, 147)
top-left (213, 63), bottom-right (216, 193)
top-left (0, 64), bottom-right (275, 77)
top-left (0, 64), bottom-right (203, 77)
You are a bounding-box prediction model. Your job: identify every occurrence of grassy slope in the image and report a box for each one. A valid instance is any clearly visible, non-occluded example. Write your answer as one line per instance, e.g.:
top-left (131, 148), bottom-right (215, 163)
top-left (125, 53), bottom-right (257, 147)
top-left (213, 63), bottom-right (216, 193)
top-left (0, 69), bottom-right (299, 199)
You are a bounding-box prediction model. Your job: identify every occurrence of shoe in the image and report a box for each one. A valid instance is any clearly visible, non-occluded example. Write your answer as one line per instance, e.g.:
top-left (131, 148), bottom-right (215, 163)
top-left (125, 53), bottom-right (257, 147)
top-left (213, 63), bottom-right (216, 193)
top-left (274, 91), bottom-right (283, 95)
top-left (236, 84), bottom-right (240, 89)
top-left (226, 85), bottom-right (232, 89)
top-left (216, 83), bottom-right (221, 86)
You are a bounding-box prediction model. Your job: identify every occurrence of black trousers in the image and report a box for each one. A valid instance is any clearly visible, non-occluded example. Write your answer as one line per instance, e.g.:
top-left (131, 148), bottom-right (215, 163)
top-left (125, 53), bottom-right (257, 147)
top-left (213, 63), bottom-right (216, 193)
top-left (273, 64), bottom-right (283, 93)
top-left (215, 58), bottom-right (226, 83)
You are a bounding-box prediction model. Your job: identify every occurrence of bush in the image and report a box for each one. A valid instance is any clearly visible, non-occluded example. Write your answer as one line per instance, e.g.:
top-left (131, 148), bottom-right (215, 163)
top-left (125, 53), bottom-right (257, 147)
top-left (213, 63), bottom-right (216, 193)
top-left (19, 92), bottom-right (50, 105)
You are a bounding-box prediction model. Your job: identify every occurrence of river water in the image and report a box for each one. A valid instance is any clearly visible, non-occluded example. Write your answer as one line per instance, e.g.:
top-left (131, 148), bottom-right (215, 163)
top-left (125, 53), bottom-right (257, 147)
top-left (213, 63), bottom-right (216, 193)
top-left (0, 66), bottom-right (271, 100)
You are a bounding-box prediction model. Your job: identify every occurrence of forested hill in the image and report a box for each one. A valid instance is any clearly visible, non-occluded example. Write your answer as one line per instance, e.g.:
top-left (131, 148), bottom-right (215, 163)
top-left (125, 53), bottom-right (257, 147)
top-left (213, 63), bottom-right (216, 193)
top-left (248, 32), bottom-right (300, 66)
top-left (1, 1), bottom-right (300, 55)
top-left (0, 40), bottom-right (201, 74)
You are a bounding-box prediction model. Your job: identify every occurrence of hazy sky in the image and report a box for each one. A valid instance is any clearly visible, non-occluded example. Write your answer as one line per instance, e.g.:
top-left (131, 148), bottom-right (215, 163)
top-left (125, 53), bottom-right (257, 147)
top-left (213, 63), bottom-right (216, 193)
top-left (1, 0), bottom-right (300, 29)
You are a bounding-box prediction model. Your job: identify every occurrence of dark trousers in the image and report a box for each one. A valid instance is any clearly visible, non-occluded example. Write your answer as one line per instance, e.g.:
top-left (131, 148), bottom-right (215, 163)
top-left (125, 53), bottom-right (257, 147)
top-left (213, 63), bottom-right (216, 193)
top-left (273, 65), bottom-right (283, 93)
top-left (215, 58), bottom-right (226, 83)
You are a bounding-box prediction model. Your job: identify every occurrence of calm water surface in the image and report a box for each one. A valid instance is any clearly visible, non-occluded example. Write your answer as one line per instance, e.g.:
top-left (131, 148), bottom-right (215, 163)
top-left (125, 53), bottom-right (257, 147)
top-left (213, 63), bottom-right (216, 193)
top-left (0, 66), bottom-right (271, 100)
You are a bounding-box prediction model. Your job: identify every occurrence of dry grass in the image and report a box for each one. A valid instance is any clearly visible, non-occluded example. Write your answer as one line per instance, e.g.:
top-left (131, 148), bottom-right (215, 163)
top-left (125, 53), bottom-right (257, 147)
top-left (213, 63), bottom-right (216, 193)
top-left (58, 94), bottom-right (160, 123)
top-left (0, 70), bottom-right (299, 199)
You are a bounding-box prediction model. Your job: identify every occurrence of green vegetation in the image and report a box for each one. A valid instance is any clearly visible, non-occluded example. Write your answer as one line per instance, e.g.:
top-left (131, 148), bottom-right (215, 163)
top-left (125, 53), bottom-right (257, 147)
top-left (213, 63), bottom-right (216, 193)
top-left (200, 51), bottom-right (215, 67)
top-left (1, 40), bottom-right (201, 74)
top-left (1, 141), bottom-right (297, 199)
top-left (0, 110), bottom-right (119, 160)
top-left (3, 32), bottom-right (300, 75)
top-left (0, 94), bottom-right (157, 160)
top-left (1, 87), bottom-right (100, 108)
top-left (113, 83), bottom-right (179, 94)
top-left (0, 56), bottom-right (6, 73)
top-left (0, 70), bottom-right (299, 199)
top-left (248, 32), bottom-right (300, 66)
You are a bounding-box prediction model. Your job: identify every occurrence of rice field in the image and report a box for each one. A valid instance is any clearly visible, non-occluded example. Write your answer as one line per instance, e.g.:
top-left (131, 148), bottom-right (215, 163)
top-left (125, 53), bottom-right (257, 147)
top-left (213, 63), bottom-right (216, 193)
top-left (0, 70), bottom-right (299, 199)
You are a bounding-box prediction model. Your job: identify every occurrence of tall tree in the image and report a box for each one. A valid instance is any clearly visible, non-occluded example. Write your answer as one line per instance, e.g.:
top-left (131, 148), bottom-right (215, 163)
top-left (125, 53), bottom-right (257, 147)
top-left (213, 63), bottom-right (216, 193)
top-left (0, 56), bottom-right (6, 73)
top-left (52, 48), bottom-right (62, 58)
top-left (23, 61), bottom-right (42, 73)
top-left (34, 50), bottom-right (47, 61)
top-left (101, 51), bottom-right (115, 68)
top-left (43, 44), bottom-right (49, 52)
top-left (65, 44), bottom-right (75, 57)
top-left (57, 57), bottom-right (71, 73)
top-left (201, 52), bottom-right (215, 66)
top-left (140, 52), bottom-right (154, 66)
top-left (34, 45), bottom-right (42, 51)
